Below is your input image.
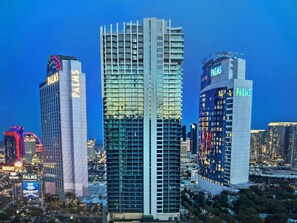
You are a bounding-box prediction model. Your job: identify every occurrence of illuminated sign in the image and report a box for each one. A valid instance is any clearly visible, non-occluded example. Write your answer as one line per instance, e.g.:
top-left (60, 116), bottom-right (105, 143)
top-left (47, 73), bottom-right (59, 85)
top-left (23, 174), bottom-right (38, 181)
top-left (23, 181), bottom-right (39, 198)
top-left (71, 70), bottom-right (80, 98)
top-left (14, 161), bottom-right (23, 168)
top-left (2, 166), bottom-right (15, 171)
top-left (235, 88), bottom-right (252, 97)
top-left (48, 55), bottom-right (62, 73)
top-left (210, 65), bottom-right (222, 77)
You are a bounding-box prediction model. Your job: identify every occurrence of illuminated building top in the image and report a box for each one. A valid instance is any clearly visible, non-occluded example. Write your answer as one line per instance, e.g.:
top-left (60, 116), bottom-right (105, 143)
top-left (47, 55), bottom-right (77, 76)
top-left (23, 132), bottom-right (42, 145)
top-left (202, 51), bottom-right (243, 68)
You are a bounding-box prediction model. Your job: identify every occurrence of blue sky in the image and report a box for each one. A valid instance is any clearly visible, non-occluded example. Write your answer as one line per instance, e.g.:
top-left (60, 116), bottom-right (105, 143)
top-left (0, 0), bottom-right (296, 143)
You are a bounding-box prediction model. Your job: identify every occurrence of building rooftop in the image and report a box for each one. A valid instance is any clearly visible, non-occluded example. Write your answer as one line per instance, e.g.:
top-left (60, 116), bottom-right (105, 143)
top-left (268, 122), bottom-right (297, 126)
top-left (250, 130), bottom-right (266, 133)
top-left (56, 55), bottom-right (77, 61)
top-left (202, 51), bottom-right (243, 67)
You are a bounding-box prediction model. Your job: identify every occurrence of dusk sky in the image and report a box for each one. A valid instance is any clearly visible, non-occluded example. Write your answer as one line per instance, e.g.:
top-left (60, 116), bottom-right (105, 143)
top-left (0, 0), bottom-right (297, 143)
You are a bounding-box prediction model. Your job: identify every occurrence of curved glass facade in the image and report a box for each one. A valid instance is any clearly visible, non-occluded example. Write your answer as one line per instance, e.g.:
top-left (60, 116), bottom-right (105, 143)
top-left (198, 53), bottom-right (252, 194)
top-left (199, 87), bottom-right (233, 186)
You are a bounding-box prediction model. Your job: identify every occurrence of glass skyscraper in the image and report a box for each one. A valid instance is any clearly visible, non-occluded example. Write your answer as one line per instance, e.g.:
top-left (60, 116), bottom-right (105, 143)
top-left (198, 52), bottom-right (253, 195)
top-left (267, 122), bottom-right (297, 165)
top-left (250, 130), bottom-right (267, 163)
top-left (40, 55), bottom-right (88, 198)
top-left (100, 18), bottom-right (183, 221)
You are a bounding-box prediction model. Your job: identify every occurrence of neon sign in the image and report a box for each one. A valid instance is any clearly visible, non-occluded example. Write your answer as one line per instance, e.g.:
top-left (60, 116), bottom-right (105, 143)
top-left (47, 73), bottom-right (59, 85)
top-left (210, 65), bottom-right (222, 77)
top-left (23, 174), bottom-right (38, 180)
top-left (235, 88), bottom-right (251, 97)
top-left (71, 70), bottom-right (80, 98)
top-left (48, 55), bottom-right (62, 73)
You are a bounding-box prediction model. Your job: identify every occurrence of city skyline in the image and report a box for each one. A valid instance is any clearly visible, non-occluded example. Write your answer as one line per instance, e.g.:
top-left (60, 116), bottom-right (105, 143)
top-left (1, 1), bottom-right (297, 143)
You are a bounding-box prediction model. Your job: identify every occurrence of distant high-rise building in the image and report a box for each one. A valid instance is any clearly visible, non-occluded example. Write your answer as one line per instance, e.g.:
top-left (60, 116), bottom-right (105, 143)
top-left (181, 141), bottom-right (187, 158)
top-left (101, 18), bottom-right (183, 221)
top-left (4, 126), bottom-right (24, 165)
top-left (181, 125), bottom-right (187, 141)
top-left (23, 134), bottom-right (36, 163)
top-left (187, 131), bottom-right (191, 139)
top-left (267, 122), bottom-right (297, 165)
top-left (250, 130), bottom-right (267, 163)
top-left (0, 140), bottom-right (4, 163)
top-left (198, 52), bottom-right (253, 194)
top-left (190, 123), bottom-right (197, 154)
top-left (181, 137), bottom-right (191, 159)
top-left (23, 132), bottom-right (43, 163)
top-left (0, 140), bottom-right (4, 151)
top-left (40, 55), bottom-right (88, 198)
top-left (87, 139), bottom-right (96, 158)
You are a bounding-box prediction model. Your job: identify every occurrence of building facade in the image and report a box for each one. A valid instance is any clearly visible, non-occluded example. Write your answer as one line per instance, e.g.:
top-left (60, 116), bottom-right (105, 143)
top-left (190, 123), bottom-right (198, 154)
top-left (267, 122), bottom-right (297, 165)
top-left (250, 130), bottom-right (267, 163)
top-left (198, 52), bottom-right (253, 194)
top-left (4, 126), bottom-right (24, 165)
top-left (87, 139), bottom-right (96, 159)
top-left (23, 134), bottom-right (36, 163)
top-left (181, 125), bottom-right (187, 142)
top-left (100, 18), bottom-right (183, 221)
top-left (23, 132), bottom-right (43, 163)
top-left (0, 140), bottom-right (4, 163)
top-left (40, 55), bottom-right (88, 198)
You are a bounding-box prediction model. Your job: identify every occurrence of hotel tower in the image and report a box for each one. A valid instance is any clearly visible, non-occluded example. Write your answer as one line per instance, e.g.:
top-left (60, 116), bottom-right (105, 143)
top-left (100, 18), bottom-right (183, 221)
top-left (40, 55), bottom-right (88, 198)
top-left (198, 52), bottom-right (253, 195)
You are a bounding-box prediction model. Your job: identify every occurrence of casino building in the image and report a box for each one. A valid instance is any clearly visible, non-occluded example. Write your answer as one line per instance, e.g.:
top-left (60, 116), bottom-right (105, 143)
top-left (40, 55), bottom-right (88, 198)
top-left (198, 52), bottom-right (253, 194)
top-left (4, 126), bottom-right (24, 165)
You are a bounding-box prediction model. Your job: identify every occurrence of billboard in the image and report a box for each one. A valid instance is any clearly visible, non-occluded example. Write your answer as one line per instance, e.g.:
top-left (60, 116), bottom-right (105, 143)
top-left (1, 166), bottom-right (15, 172)
top-left (23, 181), bottom-right (39, 198)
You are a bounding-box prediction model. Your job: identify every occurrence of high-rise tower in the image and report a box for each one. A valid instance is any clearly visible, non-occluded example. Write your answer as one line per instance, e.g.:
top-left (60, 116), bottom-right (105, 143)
top-left (100, 18), bottom-right (183, 221)
top-left (4, 126), bottom-right (24, 165)
top-left (267, 122), bottom-right (297, 165)
top-left (190, 123), bottom-right (198, 154)
top-left (250, 130), bottom-right (267, 163)
top-left (40, 55), bottom-right (88, 198)
top-left (198, 52), bottom-right (253, 195)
